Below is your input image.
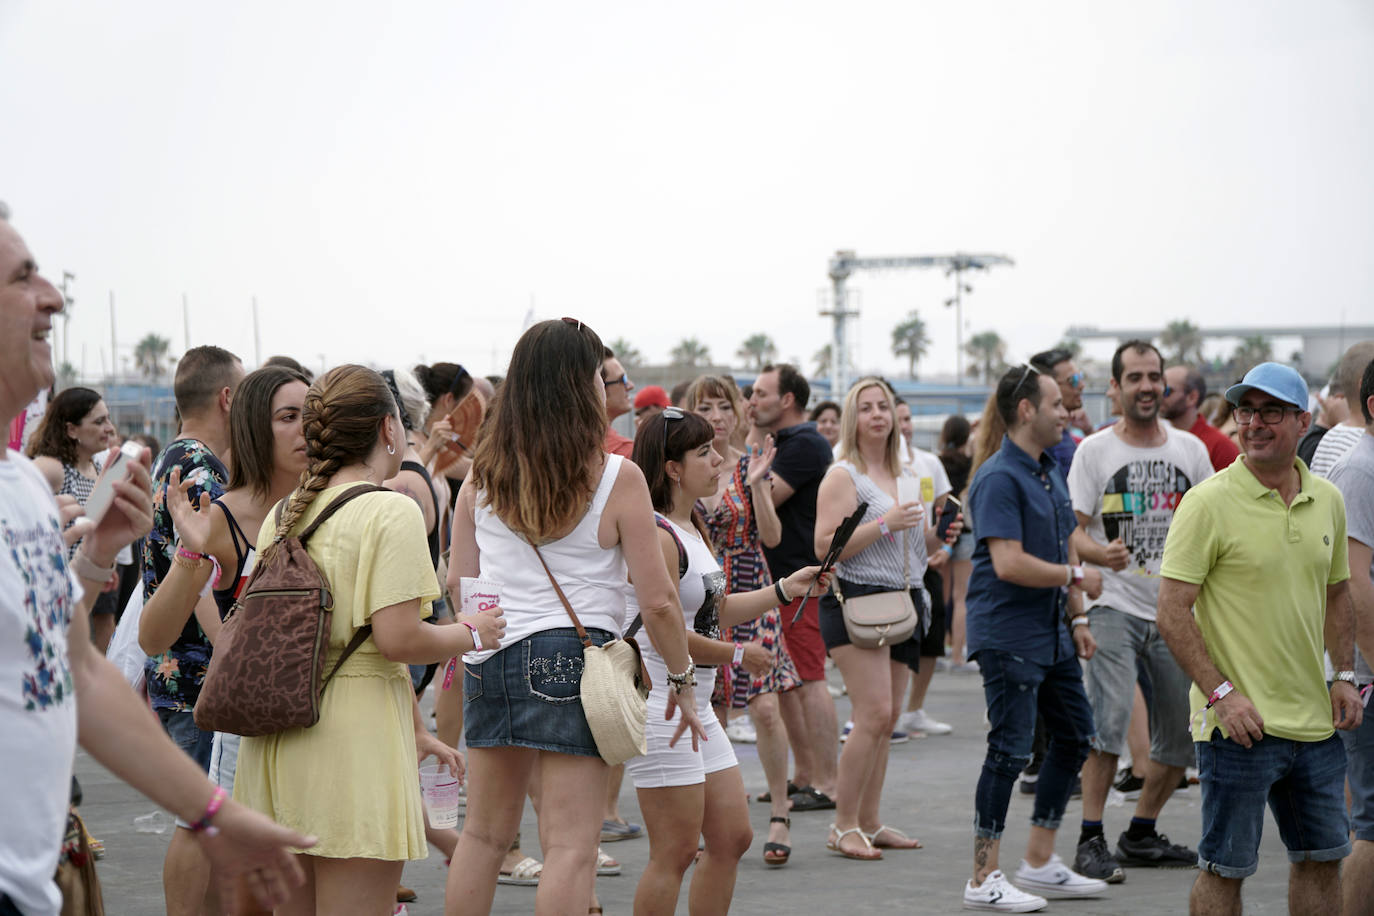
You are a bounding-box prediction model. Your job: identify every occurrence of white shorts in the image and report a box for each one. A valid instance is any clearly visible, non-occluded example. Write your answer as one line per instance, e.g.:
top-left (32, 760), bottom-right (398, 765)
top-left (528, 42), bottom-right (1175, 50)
top-left (624, 667), bottom-right (737, 789)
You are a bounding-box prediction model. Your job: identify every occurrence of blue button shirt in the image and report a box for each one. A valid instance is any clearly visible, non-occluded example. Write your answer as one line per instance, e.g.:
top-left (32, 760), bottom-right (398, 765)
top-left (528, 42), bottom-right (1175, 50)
top-left (966, 435), bottom-right (1076, 664)
top-left (1046, 427), bottom-right (1077, 480)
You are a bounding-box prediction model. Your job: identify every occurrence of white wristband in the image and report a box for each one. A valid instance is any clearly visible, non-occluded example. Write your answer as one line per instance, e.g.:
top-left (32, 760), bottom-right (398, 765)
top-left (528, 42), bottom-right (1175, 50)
top-left (1070, 615), bottom-right (1090, 629)
top-left (732, 643), bottom-right (745, 666)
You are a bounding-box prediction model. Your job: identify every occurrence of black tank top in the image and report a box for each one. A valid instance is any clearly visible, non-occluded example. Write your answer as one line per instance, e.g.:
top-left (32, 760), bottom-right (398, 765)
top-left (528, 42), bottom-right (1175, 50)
top-left (212, 499), bottom-right (254, 620)
top-left (400, 460), bottom-right (441, 569)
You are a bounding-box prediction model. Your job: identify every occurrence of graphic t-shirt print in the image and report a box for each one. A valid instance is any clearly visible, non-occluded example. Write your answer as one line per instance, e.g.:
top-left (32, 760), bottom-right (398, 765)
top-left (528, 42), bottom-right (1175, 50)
top-left (4, 513), bottom-right (73, 711)
top-left (1099, 459), bottom-right (1197, 577)
top-left (693, 569), bottom-right (726, 641)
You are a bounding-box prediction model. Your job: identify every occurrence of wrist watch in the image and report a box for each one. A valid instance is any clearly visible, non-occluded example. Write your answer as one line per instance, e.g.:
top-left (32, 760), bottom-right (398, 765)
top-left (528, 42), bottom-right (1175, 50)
top-left (1334, 670), bottom-right (1357, 685)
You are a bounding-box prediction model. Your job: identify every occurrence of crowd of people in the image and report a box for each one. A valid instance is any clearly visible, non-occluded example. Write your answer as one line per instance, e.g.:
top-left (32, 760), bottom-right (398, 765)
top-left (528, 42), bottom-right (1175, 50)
top-left (3, 205), bottom-right (1374, 916)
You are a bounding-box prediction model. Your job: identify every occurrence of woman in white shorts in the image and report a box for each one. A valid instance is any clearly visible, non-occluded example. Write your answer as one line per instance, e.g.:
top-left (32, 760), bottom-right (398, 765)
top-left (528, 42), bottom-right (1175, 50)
top-left (625, 408), bottom-right (823, 913)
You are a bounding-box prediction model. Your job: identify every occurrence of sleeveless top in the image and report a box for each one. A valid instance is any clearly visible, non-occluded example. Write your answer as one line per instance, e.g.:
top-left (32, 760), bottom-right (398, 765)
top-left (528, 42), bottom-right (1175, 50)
top-left (212, 499), bottom-right (255, 620)
top-left (400, 459), bottom-right (441, 569)
top-left (832, 459), bottom-right (929, 590)
top-left (469, 455), bottom-right (628, 663)
top-left (629, 514), bottom-right (725, 669)
top-left (59, 463), bottom-right (97, 557)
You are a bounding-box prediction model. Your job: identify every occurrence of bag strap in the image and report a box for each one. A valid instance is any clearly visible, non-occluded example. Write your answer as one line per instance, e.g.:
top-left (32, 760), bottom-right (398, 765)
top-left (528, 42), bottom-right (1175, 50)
top-left (654, 514), bottom-right (689, 580)
top-left (322, 624), bottom-right (373, 684)
top-left (529, 540), bottom-right (593, 649)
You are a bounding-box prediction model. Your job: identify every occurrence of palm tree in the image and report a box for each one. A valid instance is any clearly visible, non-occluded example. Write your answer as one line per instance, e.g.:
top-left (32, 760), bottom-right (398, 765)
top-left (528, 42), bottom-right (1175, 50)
top-left (890, 311), bottom-right (931, 379)
top-left (670, 337), bottom-right (711, 368)
top-left (604, 337), bottom-right (643, 369)
top-left (1160, 320), bottom-right (1203, 365)
top-left (965, 331), bottom-right (1006, 383)
top-left (134, 333), bottom-right (171, 380)
top-left (736, 333), bottom-right (777, 371)
top-left (1231, 335), bottom-right (1273, 373)
top-left (812, 343), bottom-right (833, 379)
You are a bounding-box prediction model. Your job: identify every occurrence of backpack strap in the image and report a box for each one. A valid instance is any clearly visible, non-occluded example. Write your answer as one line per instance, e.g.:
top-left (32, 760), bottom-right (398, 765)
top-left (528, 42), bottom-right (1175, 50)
top-left (654, 514), bottom-right (689, 580)
top-left (322, 624), bottom-right (373, 685)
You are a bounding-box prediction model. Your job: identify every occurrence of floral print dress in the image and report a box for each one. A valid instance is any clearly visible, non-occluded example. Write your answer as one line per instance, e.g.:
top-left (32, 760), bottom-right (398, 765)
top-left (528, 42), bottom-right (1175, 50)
top-left (702, 453), bottom-right (801, 709)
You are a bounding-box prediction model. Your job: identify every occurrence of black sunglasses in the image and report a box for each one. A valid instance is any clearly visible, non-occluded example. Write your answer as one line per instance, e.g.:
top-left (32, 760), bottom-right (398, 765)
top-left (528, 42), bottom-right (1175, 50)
top-left (662, 406), bottom-right (685, 453)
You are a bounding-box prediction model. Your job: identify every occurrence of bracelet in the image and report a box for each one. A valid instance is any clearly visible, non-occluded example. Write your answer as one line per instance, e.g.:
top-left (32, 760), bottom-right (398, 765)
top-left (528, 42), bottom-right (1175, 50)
top-left (461, 620), bottom-right (482, 652)
top-left (70, 550), bottom-right (116, 582)
top-left (878, 518), bottom-right (895, 544)
top-left (1205, 680), bottom-right (1234, 709)
top-left (732, 643), bottom-right (746, 666)
top-left (665, 663), bottom-right (697, 694)
top-left (189, 786), bottom-right (227, 837)
top-left (175, 546), bottom-right (222, 596)
top-left (1069, 615), bottom-right (1090, 629)
top-left (941, 544), bottom-right (953, 556)
top-left (774, 580), bottom-right (790, 606)
top-left (1064, 564), bottom-right (1073, 586)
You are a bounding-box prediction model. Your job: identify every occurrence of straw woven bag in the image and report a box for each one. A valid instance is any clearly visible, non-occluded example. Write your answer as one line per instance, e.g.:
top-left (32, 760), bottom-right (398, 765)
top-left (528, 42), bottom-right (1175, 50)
top-left (530, 544), bottom-right (651, 766)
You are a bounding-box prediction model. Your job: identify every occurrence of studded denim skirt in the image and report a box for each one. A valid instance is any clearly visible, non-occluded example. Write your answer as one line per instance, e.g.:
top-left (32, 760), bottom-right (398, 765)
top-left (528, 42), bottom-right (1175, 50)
top-left (462, 626), bottom-right (613, 757)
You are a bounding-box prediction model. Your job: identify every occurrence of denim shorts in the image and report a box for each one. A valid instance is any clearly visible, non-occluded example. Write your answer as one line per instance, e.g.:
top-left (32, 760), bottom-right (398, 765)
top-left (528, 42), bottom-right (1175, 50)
top-left (1341, 709), bottom-right (1374, 842)
top-left (463, 627), bottom-right (612, 758)
top-left (1196, 731), bottom-right (1350, 878)
top-left (950, 529), bottom-right (975, 562)
top-left (1082, 605), bottom-right (1193, 768)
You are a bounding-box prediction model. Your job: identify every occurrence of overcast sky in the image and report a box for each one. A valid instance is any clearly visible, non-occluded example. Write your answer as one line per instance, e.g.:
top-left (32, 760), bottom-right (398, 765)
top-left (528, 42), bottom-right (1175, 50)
top-left (3, 1), bottom-right (1371, 384)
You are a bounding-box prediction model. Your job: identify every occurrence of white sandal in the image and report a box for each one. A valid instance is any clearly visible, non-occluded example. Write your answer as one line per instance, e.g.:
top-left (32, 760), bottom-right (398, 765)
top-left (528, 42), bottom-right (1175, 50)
top-left (497, 856), bottom-right (543, 886)
top-left (826, 824), bottom-right (882, 861)
top-left (596, 847), bottom-right (621, 876)
top-left (862, 824), bottom-right (922, 849)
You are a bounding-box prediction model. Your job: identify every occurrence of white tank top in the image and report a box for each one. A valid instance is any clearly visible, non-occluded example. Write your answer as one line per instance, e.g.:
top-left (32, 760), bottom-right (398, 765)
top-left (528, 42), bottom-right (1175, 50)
top-left (468, 455), bottom-right (628, 662)
top-left (629, 515), bottom-right (726, 669)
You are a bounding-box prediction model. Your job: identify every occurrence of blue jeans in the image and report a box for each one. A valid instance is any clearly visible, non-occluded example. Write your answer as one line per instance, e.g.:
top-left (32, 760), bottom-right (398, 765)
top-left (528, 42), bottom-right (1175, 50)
top-left (1197, 732), bottom-right (1350, 878)
top-left (974, 649), bottom-right (1095, 839)
top-left (1341, 706), bottom-right (1374, 842)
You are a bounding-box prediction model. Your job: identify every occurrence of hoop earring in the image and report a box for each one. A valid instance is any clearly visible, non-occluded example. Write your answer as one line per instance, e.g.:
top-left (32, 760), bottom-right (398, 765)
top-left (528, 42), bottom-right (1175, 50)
top-left (386, 443), bottom-right (396, 455)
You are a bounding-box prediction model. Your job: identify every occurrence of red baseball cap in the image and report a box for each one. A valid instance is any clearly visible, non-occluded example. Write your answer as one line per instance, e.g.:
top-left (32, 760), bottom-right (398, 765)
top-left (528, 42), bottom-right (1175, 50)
top-left (634, 385), bottom-right (671, 411)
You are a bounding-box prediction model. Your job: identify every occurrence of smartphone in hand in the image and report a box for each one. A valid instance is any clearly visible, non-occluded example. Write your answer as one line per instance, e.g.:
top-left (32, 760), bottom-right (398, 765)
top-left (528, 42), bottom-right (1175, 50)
top-left (936, 495), bottom-right (962, 541)
top-left (83, 440), bottom-right (144, 525)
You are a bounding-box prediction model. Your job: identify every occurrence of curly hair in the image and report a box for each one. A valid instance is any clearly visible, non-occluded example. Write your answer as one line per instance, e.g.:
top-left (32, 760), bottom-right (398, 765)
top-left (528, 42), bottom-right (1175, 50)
top-left (260, 364), bottom-right (397, 562)
top-left (24, 387), bottom-right (103, 466)
top-left (470, 319), bottom-right (608, 542)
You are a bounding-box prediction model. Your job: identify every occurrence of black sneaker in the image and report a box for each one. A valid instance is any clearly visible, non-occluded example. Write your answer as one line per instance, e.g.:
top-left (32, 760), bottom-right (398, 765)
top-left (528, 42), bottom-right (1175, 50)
top-left (1073, 834), bottom-right (1125, 884)
top-left (1113, 768), bottom-right (1144, 800)
top-left (1115, 831), bottom-right (1198, 868)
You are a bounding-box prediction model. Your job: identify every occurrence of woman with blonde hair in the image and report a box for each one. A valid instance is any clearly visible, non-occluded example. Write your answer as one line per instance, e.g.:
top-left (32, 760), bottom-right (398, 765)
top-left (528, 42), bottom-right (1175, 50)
top-left (813, 377), bottom-right (956, 860)
top-left (686, 373), bottom-right (803, 865)
top-left (232, 365), bottom-right (505, 916)
top-left (445, 318), bottom-right (705, 916)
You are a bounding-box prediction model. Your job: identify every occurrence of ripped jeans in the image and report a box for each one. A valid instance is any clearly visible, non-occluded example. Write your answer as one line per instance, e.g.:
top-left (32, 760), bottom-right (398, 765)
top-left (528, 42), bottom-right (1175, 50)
top-left (973, 649), bottom-right (1095, 839)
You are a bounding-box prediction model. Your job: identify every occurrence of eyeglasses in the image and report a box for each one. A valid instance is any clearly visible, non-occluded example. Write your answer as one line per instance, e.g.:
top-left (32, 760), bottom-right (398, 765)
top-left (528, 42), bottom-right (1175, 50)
top-left (604, 372), bottom-right (632, 389)
top-left (662, 406), bottom-right (685, 452)
top-left (1066, 371), bottom-right (1085, 389)
top-left (1161, 385), bottom-right (1173, 398)
top-left (1233, 404), bottom-right (1300, 426)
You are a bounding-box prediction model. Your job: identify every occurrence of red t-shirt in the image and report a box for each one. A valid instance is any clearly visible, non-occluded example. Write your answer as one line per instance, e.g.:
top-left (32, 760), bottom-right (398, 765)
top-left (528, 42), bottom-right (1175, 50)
top-left (1189, 414), bottom-right (1240, 471)
top-left (603, 426), bottom-right (634, 458)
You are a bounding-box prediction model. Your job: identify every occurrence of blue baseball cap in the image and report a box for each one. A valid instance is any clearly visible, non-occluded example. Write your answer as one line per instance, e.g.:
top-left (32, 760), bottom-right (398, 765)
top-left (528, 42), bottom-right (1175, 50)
top-left (1224, 362), bottom-right (1309, 409)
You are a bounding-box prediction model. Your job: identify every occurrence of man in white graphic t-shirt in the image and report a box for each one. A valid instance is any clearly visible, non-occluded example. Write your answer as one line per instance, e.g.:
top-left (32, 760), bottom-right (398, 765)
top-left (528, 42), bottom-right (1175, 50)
top-left (1066, 340), bottom-right (1214, 883)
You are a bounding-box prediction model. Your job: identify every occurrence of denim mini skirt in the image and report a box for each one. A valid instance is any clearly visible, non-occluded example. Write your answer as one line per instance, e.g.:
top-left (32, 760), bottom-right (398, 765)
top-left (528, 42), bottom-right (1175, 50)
top-left (463, 626), bottom-right (613, 758)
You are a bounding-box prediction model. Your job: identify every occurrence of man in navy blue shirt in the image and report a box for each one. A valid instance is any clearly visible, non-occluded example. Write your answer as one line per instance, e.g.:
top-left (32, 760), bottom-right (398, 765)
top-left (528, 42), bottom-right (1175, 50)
top-left (961, 363), bottom-right (1108, 912)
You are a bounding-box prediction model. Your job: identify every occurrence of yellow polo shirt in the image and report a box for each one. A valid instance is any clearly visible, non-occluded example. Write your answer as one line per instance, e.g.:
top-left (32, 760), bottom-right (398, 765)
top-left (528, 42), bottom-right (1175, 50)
top-left (1160, 456), bottom-right (1349, 742)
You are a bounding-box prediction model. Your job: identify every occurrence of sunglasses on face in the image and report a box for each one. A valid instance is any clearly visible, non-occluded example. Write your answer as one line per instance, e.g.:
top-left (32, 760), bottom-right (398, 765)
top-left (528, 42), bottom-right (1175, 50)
top-left (1066, 371), bottom-right (1085, 389)
top-left (604, 373), bottom-right (631, 389)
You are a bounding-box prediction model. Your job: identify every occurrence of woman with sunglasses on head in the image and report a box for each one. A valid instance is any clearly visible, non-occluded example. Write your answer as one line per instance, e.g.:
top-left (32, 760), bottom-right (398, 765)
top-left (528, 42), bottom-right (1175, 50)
top-left (445, 319), bottom-right (706, 916)
top-left (227, 365), bottom-right (501, 916)
top-left (625, 408), bottom-right (825, 912)
top-left (813, 377), bottom-right (958, 861)
top-left (685, 374), bottom-right (804, 865)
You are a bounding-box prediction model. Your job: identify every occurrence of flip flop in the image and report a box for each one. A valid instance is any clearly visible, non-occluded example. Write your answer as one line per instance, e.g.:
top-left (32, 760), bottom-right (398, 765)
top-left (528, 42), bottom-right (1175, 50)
top-left (763, 816), bottom-right (791, 866)
top-left (826, 824), bottom-right (882, 861)
top-left (596, 848), bottom-right (622, 876)
top-left (863, 825), bottom-right (922, 849)
top-left (789, 787), bottom-right (836, 811)
top-left (757, 781), bottom-right (802, 803)
top-left (497, 856), bottom-right (542, 886)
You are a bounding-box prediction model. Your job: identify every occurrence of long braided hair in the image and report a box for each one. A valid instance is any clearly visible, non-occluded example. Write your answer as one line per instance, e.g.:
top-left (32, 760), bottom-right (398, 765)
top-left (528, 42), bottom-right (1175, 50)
top-left (260, 364), bottom-right (397, 563)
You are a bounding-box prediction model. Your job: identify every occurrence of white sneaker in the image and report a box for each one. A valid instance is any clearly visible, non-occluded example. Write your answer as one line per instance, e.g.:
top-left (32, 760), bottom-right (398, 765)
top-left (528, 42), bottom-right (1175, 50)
top-left (725, 716), bottom-right (757, 743)
top-left (900, 708), bottom-right (953, 736)
top-left (1014, 854), bottom-right (1109, 897)
top-left (963, 870), bottom-right (1047, 912)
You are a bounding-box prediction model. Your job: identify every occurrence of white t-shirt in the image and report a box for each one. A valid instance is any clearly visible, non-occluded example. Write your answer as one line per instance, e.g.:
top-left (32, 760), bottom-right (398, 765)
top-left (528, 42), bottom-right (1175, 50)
top-left (1310, 423), bottom-right (1365, 479)
top-left (907, 445), bottom-right (952, 517)
top-left (0, 450), bottom-right (81, 916)
top-left (1068, 424), bottom-right (1213, 621)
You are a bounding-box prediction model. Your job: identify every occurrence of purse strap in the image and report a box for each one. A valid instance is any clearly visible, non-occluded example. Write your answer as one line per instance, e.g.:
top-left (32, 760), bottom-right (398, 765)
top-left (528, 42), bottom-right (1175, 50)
top-left (529, 541), bottom-right (593, 649)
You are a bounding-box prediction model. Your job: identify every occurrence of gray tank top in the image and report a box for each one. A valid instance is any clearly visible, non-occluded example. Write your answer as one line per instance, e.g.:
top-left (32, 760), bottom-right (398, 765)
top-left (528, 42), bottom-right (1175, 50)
top-left (832, 459), bottom-right (929, 589)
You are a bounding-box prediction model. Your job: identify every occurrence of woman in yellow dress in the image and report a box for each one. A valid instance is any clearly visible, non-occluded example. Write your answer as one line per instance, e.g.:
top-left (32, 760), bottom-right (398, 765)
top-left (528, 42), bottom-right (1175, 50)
top-left (233, 364), bottom-right (506, 916)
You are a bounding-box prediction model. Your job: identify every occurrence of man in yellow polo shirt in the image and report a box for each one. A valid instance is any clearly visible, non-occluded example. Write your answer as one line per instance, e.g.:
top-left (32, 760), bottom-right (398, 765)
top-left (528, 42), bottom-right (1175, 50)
top-left (1157, 361), bottom-right (1362, 916)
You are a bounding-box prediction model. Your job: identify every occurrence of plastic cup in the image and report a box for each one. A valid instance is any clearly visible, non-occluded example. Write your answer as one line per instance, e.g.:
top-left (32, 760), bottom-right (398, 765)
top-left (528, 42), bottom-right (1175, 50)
top-left (896, 477), bottom-right (920, 509)
top-left (459, 576), bottom-right (501, 615)
top-left (419, 764), bottom-right (460, 829)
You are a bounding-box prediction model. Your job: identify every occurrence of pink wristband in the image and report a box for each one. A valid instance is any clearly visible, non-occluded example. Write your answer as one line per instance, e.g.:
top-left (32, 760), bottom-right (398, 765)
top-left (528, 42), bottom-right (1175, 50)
top-left (1206, 680), bottom-right (1234, 708)
top-left (189, 786), bottom-right (227, 837)
top-left (462, 620), bottom-right (482, 652)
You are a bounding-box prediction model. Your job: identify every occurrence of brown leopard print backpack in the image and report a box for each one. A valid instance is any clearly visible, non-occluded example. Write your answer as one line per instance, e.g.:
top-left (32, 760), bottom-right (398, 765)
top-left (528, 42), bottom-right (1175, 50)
top-left (194, 484), bottom-right (384, 737)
